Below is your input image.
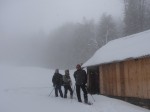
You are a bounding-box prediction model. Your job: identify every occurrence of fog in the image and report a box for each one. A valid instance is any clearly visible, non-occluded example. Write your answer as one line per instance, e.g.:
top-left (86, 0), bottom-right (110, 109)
top-left (0, 0), bottom-right (123, 69)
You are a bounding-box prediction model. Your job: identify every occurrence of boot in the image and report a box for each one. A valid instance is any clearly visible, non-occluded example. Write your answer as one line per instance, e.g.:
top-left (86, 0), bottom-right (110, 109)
top-left (64, 94), bottom-right (67, 98)
top-left (84, 97), bottom-right (88, 103)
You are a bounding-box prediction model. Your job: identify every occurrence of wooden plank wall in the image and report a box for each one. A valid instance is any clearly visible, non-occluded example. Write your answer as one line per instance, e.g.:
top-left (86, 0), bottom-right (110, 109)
top-left (99, 57), bottom-right (150, 99)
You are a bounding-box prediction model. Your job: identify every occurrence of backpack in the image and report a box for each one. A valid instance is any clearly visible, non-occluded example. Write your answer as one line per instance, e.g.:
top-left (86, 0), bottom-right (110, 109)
top-left (63, 75), bottom-right (71, 85)
top-left (53, 73), bottom-right (64, 85)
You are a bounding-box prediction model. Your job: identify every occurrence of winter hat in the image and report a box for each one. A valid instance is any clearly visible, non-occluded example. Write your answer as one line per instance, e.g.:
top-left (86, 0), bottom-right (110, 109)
top-left (65, 69), bottom-right (69, 75)
top-left (76, 64), bottom-right (81, 69)
top-left (55, 69), bottom-right (59, 73)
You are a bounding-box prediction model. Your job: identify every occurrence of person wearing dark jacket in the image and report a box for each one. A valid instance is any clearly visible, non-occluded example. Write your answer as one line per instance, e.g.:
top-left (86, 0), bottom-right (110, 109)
top-left (52, 69), bottom-right (63, 98)
top-left (74, 64), bottom-right (88, 103)
top-left (63, 69), bottom-right (73, 98)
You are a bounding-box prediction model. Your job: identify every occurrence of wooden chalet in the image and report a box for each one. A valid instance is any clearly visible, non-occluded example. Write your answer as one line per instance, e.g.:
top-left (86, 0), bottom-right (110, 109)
top-left (83, 30), bottom-right (150, 108)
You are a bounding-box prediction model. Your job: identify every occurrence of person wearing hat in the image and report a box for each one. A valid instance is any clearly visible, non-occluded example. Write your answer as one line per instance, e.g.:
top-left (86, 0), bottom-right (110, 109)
top-left (63, 69), bottom-right (73, 98)
top-left (52, 69), bottom-right (63, 98)
top-left (74, 64), bottom-right (88, 103)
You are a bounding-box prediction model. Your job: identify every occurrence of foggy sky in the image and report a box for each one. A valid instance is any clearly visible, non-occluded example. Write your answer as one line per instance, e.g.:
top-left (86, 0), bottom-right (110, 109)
top-left (0, 0), bottom-right (123, 67)
top-left (0, 0), bottom-right (123, 35)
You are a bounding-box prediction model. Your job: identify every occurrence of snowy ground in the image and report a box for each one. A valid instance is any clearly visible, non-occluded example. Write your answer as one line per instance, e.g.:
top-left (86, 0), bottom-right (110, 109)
top-left (0, 65), bottom-right (149, 112)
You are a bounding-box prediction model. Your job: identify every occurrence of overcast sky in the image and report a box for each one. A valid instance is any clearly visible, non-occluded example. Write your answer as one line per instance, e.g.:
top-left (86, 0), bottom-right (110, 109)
top-left (0, 0), bottom-right (123, 36)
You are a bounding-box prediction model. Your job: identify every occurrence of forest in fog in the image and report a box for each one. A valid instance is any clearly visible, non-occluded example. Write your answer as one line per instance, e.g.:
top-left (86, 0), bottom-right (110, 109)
top-left (47, 0), bottom-right (150, 69)
top-left (0, 0), bottom-right (150, 69)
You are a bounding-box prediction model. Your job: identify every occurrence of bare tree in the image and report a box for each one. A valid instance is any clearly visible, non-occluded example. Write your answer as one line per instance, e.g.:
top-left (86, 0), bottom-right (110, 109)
top-left (96, 14), bottom-right (118, 47)
top-left (48, 20), bottom-right (97, 69)
top-left (123, 0), bottom-right (150, 36)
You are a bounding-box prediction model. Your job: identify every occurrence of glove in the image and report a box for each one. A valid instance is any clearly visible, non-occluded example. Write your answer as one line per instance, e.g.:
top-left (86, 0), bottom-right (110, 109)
top-left (82, 83), bottom-right (87, 87)
top-left (82, 82), bottom-right (87, 85)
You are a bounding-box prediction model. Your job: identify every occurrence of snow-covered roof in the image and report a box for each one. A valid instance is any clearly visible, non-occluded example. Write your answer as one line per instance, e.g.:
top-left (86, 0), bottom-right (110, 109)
top-left (83, 30), bottom-right (150, 67)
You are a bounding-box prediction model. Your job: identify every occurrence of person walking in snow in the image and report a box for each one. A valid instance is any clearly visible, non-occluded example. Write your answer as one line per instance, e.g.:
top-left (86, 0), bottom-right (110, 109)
top-left (52, 69), bottom-right (63, 98)
top-left (63, 69), bottom-right (73, 98)
top-left (74, 64), bottom-right (88, 103)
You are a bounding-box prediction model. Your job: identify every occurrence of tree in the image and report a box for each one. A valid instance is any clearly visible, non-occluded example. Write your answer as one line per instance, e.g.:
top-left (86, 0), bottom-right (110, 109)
top-left (97, 14), bottom-right (118, 47)
top-left (143, 0), bottom-right (150, 30)
top-left (48, 19), bottom-right (98, 69)
top-left (123, 0), bottom-right (150, 36)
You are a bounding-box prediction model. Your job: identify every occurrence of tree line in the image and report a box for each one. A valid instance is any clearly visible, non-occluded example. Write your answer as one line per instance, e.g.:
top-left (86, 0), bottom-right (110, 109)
top-left (47, 0), bottom-right (150, 69)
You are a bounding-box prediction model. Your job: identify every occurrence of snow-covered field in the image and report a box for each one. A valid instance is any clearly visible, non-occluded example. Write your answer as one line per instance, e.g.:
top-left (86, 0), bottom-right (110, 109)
top-left (0, 65), bottom-right (149, 112)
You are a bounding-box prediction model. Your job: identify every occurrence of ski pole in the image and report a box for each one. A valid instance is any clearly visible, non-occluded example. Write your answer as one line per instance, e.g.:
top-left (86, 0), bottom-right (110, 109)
top-left (71, 85), bottom-right (76, 102)
top-left (85, 85), bottom-right (95, 102)
top-left (49, 87), bottom-right (55, 96)
top-left (72, 85), bottom-right (76, 95)
top-left (90, 94), bottom-right (95, 102)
